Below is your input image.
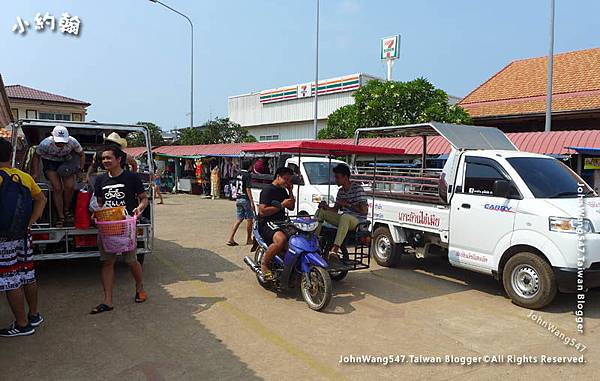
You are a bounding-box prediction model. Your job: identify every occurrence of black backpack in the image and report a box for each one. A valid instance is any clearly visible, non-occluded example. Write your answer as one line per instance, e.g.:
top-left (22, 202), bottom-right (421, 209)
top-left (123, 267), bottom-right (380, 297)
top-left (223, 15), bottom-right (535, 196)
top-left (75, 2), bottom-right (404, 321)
top-left (0, 170), bottom-right (33, 240)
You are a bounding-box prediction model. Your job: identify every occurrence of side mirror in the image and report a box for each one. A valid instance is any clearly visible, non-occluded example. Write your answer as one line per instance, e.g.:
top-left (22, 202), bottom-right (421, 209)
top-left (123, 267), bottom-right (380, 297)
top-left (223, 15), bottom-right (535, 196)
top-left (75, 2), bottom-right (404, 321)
top-left (492, 179), bottom-right (510, 198)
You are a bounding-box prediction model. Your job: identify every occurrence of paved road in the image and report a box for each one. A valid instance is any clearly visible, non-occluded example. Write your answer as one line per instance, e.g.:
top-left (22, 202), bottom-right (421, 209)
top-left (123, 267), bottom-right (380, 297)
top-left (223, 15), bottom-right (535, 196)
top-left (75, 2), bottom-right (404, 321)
top-left (1, 194), bottom-right (598, 380)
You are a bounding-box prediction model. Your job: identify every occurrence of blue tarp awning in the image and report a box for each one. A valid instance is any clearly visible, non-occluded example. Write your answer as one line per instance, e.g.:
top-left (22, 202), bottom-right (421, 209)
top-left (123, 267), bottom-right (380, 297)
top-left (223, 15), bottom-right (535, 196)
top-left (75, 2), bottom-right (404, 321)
top-left (566, 146), bottom-right (600, 156)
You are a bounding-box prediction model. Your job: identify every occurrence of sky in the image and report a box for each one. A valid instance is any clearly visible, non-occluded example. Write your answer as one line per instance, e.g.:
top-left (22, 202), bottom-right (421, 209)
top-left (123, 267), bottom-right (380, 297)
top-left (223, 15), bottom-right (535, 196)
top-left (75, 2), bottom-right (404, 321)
top-left (2, 0), bottom-right (600, 131)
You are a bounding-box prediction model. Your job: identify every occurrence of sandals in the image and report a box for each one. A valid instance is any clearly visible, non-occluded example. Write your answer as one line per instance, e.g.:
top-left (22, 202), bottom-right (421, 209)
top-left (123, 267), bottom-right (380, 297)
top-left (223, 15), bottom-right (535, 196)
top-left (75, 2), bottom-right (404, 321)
top-left (55, 218), bottom-right (65, 228)
top-left (260, 269), bottom-right (274, 282)
top-left (90, 303), bottom-right (114, 314)
top-left (226, 241), bottom-right (239, 246)
top-left (135, 291), bottom-right (148, 303)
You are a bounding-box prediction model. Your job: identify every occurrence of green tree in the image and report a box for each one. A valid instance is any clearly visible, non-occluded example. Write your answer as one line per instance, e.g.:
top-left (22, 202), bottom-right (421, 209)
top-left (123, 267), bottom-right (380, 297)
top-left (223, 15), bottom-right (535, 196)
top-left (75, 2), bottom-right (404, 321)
top-left (127, 122), bottom-right (165, 147)
top-left (318, 78), bottom-right (472, 139)
top-left (179, 127), bottom-right (204, 145)
top-left (196, 117), bottom-right (257, 144)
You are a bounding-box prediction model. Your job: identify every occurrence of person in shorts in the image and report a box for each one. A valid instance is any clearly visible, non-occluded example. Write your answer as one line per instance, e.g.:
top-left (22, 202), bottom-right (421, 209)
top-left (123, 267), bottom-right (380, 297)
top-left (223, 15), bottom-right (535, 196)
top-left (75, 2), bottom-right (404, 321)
top-left (257, 167), bottom-right (296, 280)
top-left (90, 146), bottom-right (148, 314)
top-left (32, 125), bottom-right (85, 227)
top-left (0, 138), bottom-right (47, 337)
top-left (226, 160), bottom-right (255, 246)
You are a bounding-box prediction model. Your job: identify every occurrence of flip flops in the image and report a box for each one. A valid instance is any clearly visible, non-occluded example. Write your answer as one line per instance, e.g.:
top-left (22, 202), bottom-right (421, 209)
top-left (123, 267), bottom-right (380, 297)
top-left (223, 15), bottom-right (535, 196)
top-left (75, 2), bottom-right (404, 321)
top-left (90, 303), bottom-right (114, 314)
top-left (135, 291), bottom-right (148, 303)
top-left (226, 241), bottom-right (239, 246)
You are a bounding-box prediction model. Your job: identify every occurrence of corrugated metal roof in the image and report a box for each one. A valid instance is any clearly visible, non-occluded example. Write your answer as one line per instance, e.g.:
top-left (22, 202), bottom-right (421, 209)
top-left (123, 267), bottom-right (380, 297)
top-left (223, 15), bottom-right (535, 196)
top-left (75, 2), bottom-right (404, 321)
top-left (124, 130), bottom-right (600, 158)
top-left (122, 147), bottom-right (149, 158)
top-left (154, 143), bottom-right (247, 158)
top-left (326, 129), bottom-right (600, 155)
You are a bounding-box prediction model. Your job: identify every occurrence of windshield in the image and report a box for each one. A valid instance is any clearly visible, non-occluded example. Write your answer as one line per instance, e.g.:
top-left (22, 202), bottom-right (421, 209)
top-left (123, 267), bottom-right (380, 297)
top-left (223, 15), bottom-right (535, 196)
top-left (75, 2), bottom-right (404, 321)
top-left (506, 157), bottom-right (595, 198)
top-left (303, 162), bottom-right (336, 185)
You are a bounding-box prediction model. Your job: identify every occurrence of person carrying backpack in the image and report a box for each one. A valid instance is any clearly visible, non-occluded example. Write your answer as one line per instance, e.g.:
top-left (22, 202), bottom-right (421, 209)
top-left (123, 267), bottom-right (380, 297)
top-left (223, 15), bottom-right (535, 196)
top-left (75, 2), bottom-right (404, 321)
top-left (0, 138), bottom-right (47, 337)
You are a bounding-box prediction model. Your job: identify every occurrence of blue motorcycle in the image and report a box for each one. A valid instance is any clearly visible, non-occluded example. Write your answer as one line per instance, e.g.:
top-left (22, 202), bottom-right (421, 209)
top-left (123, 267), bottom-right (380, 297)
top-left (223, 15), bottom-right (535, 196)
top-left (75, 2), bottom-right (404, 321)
top-left (244, 216), bottom-right (333, 311)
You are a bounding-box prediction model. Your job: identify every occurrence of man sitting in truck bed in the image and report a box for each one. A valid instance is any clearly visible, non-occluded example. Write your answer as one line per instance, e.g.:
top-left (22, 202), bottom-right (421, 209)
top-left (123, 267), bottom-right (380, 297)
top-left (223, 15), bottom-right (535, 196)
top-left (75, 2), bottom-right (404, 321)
top-left (316, 164), bottom-right (368, 266)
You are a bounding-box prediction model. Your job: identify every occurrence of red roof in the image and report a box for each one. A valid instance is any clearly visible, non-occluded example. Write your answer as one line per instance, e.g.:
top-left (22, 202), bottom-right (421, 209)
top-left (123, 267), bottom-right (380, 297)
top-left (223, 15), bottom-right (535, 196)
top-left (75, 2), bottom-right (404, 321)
top-left (154, 143), bottom-right (247, 157)
top-left (459, 47), bottom-right (600, 118)
top-left (6, 85), bottom-right (90, 106)
top-left (122, 147), bottom-right (149, 158)
top-left (326, 130), bottom-right (600, 156)
top-left (129, 130), bottom-right (600, 159)
top-left (240, 140), bottom-right (405, 156)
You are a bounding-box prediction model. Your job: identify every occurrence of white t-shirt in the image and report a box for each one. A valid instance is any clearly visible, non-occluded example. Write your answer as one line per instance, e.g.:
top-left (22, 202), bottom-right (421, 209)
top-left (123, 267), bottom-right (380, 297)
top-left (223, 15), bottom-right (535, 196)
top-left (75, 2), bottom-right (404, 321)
top-left (36, 136), bottom-right (83, 162)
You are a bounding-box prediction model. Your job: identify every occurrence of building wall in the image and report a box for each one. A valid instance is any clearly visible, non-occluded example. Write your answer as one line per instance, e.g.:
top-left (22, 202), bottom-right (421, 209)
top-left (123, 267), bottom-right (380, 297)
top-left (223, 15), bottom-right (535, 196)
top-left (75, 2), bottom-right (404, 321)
top-left (10, 100), bottom-right (87, 122)
top-left (247, 120), bottom-right (328, 141)
top-left (229, 90), bottom-right (356, 127)
top-left (229, 73), bottom-right (380, 141)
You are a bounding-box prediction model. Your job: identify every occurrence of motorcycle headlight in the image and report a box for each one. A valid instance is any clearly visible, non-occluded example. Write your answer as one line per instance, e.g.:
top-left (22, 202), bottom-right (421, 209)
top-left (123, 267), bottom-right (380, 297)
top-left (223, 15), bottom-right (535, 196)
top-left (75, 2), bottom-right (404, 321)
top-left (292, 218), bottom-right (319, 232)
top-left (549, 217), bottom-right (594, 234)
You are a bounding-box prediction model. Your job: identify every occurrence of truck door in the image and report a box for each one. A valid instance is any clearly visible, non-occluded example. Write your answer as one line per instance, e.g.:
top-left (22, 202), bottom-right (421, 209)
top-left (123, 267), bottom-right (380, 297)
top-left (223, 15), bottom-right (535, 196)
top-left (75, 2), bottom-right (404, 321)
top-left (449, 156), bottom-right (520, 272)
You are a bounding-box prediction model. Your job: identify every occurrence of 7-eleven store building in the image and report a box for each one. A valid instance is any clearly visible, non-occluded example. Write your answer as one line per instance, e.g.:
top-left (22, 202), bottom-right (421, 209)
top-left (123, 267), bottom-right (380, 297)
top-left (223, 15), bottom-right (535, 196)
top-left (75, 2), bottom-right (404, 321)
top-left (228, 73), bottom-right (378, 141)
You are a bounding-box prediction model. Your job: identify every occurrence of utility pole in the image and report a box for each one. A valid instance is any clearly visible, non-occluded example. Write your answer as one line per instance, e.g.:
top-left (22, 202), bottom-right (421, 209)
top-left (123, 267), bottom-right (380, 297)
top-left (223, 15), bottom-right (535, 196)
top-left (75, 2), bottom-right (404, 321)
top-left (545, 0), bottom-right (555, 132)
top-left (313, 0), bottom-right (320, 139)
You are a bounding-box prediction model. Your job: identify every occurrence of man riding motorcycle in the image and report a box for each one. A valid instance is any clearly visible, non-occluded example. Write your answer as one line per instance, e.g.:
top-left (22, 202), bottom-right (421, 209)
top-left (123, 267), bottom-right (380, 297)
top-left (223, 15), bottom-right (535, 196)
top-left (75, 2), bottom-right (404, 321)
top-left (258, 167), bottom-right (296, 280)
top-left (315, 164), bottom-right (368, 266)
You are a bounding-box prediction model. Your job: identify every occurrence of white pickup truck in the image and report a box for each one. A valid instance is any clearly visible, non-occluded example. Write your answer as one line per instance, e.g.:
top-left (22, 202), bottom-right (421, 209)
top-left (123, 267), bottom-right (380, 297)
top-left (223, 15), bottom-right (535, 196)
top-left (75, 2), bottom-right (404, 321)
top-left (355, 122), bottom-right (600, 309)
top-left (250, 156), bottom-right (343, 216)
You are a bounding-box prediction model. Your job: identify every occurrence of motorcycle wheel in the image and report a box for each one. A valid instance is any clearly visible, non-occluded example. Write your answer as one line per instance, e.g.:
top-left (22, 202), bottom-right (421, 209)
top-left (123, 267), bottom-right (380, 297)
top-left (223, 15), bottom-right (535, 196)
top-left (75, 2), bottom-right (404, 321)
top-left (254, 247), bottom-right (270, 289)
top-left (301, 266), bottom-right (332, 311)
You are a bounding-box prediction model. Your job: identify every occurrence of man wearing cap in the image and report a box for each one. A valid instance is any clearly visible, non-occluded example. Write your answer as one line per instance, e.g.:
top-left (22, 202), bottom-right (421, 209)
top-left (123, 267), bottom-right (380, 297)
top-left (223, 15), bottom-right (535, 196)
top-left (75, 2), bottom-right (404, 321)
top-left (32, 125), bottom-right (85, 228)
top-left (85, 132), bottom-right (138, 189)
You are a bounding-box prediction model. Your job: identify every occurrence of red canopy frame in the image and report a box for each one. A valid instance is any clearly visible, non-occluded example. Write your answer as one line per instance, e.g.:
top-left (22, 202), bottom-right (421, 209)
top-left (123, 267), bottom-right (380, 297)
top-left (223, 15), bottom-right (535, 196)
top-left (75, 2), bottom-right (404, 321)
top-left (240, 140), bottom-right (405, 156)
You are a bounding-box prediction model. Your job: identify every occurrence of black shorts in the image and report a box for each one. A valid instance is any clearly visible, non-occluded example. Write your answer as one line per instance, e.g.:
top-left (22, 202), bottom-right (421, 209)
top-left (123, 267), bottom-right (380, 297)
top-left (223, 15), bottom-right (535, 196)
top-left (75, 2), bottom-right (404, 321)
top-left (258, 222), bottom-right (289, 246)
top-left (41, 158), bottom-right (62, 176)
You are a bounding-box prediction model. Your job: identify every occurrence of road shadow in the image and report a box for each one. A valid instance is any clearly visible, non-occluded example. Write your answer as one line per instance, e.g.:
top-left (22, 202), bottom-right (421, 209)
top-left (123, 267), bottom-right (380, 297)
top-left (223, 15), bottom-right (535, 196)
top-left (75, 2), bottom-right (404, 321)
top-left (320, 255), bottom-right (598, 317)
top-left (0, 243), bottom-right (260, 381)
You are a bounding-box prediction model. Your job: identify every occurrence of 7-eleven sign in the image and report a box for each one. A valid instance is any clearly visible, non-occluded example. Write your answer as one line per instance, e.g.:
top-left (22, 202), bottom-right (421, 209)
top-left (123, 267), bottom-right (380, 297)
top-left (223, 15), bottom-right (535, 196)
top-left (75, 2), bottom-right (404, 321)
top-left (381, 35), bottom-right (400, 60)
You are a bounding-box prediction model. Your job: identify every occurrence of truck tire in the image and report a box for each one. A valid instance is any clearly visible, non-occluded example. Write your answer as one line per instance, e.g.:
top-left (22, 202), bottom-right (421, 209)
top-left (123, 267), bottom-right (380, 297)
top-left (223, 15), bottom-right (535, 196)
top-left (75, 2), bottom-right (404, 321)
top-left (502, 252), bottom-right (557, 309)
top-left (371, 227), bottom-right (401, 267)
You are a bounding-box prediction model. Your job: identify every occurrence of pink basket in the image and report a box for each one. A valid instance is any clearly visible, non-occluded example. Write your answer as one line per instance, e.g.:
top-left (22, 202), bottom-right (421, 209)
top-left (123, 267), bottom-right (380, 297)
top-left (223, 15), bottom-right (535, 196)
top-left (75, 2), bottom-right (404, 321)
top-left (95, 215), bottom-right (137, 253)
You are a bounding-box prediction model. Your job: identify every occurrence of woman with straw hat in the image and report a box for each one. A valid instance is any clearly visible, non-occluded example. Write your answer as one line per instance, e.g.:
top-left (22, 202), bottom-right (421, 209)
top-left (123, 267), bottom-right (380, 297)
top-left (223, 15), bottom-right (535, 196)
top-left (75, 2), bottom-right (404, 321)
top-left (86, 132), bottom-right (138, 188)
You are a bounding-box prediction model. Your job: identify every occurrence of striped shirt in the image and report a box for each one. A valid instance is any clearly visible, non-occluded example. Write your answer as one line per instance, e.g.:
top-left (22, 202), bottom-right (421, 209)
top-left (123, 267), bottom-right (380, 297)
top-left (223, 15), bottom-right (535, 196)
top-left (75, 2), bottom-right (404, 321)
top-left (336, 182), bottom-right (367, 218)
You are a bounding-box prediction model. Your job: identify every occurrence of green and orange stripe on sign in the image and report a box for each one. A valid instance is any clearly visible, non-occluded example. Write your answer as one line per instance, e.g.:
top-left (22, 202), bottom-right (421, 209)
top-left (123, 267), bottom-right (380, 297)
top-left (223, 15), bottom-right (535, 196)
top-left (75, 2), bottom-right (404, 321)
top-left (259, 86), bottom-right (297, 103)
top-left (259, 74), bottom-right (360, 104)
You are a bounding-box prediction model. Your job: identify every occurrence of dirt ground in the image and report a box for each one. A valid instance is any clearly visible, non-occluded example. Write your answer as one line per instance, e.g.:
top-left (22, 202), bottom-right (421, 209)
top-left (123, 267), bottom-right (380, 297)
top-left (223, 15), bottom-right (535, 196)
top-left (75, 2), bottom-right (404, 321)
top-left (1, 194), bottom-right (598, 380)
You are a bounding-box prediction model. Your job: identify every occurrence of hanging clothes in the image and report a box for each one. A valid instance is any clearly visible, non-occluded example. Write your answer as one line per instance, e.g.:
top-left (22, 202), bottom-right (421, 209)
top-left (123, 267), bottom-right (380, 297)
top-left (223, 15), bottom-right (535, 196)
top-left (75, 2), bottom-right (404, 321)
top-left (210, 165), bottom-right (220, 199)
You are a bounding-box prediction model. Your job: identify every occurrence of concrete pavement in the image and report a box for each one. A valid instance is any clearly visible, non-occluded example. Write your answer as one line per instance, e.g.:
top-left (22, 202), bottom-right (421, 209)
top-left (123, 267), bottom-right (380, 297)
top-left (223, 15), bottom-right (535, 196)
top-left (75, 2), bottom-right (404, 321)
top-left (1, 194), bottom-right (597, 380)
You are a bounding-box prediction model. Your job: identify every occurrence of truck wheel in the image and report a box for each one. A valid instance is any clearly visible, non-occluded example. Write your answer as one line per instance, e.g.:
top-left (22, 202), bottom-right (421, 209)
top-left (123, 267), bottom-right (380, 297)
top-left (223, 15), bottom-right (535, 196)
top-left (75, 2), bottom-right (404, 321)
top-left (502, 252), bottom-right (557, 309)
top-left (371, 227), bottom-right (401, 267)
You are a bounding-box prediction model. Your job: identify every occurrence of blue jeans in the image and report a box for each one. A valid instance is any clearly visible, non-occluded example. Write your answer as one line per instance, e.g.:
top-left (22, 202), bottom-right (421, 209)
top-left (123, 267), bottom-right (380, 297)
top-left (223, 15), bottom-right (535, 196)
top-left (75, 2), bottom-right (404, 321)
top-left (236, 198), bottom-right (254, 220)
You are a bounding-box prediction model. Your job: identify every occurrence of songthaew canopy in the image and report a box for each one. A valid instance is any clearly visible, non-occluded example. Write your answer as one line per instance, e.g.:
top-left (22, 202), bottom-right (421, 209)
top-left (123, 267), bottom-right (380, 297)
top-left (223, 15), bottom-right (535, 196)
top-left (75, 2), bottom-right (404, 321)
top-left (240, 140), bottom-right (405, 156)
top-left (354, 122), bottom-right (518, 151)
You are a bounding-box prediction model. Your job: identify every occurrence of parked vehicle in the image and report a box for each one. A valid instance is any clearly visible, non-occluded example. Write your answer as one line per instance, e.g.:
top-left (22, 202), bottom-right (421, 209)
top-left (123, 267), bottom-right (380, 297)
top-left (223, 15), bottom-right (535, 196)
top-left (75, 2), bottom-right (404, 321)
top-left (8, 119), bottom-right (155, 262)
top-left (244, 215), bottom-right (332, 311)
top-left (353, 122), bottom-right (600, 309)
top-left (241, 140), bottom-right (406, 311)
top-left (250, 156), bottom-right (345, 217)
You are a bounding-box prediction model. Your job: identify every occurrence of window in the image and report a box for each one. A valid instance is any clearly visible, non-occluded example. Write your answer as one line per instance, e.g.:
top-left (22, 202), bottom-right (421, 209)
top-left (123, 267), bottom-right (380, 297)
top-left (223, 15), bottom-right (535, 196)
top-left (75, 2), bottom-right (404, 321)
top-left (26, 109), bottom-right (37, 119)
top-left (303, 162), bottom-right (335, 185)
top-left (72, 113), bottom-right (83, 121)
top-left (39, 112), bottom-right (71, 121)
top-left (11, 108), bottom-right (18, 120)
top-left (463, 157), bottom-right (510, 196)
top-left (259, 134), bottom-right (279, 141)
top-left (507, 157), bottom-right (594, 199)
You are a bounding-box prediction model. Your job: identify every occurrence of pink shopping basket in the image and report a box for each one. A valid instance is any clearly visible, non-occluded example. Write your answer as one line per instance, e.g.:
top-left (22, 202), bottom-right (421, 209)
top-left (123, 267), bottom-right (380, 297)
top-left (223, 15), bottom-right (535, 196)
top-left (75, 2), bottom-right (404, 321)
top-left (95, 215), bottom-right (137, 253)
